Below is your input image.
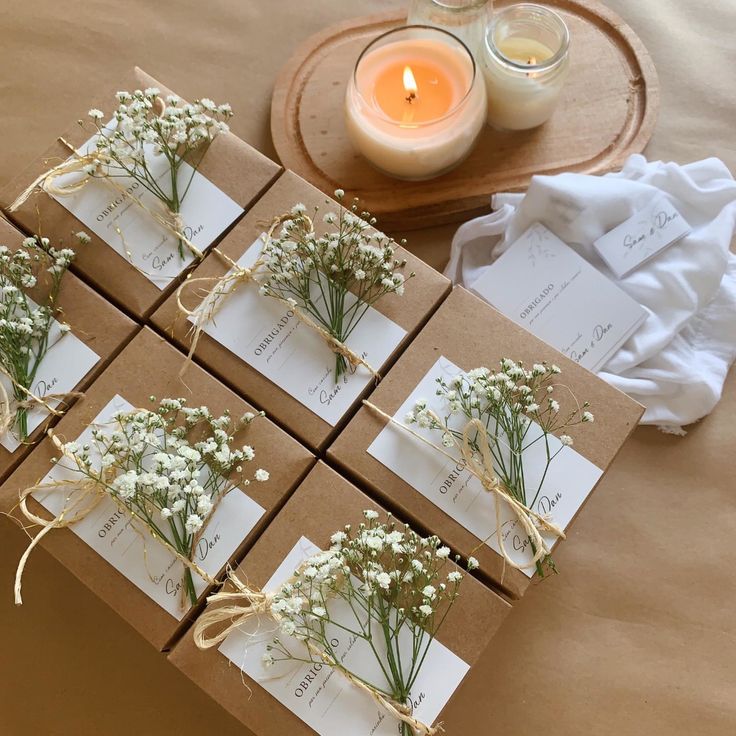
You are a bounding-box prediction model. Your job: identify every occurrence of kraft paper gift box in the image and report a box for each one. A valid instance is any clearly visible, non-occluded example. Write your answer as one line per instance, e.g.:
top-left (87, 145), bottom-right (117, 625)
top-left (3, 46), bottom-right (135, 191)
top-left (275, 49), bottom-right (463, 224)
top-left (0, 67), bottom-right (281, 320)
top-left (0, 327), bottom-right (314, 650)
top-left (151, 170), bottom-right (451, 452)
top-left (0, 215), bottom-right (137, 483)
top-left (169, 461), bottom-right (511, 736)
top-left (328, 286), bottom-right (645, 600)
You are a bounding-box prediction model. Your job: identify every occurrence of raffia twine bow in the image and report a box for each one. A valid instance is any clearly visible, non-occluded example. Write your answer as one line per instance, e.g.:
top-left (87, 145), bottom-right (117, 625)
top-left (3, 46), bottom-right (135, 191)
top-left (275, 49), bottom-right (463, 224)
top-left (175, 214), bottom-right (379, 380)
top-left (363, 401), bottom-right (566, 574)
top-left (0, 364), bottom-right (83, 440)
top-left (14, 428), bottom-right (218, 607)
top-left (193, 569), bottom-right (441, 736)
top-left (8, 134), bottom-right (203, 263)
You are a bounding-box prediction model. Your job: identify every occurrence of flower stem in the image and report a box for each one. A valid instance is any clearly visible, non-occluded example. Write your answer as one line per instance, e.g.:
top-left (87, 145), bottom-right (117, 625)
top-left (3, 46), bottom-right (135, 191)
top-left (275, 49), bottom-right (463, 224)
top-left (16, 406), bottom-right (28, 442)
top-left (169, 165), bottom-right (184, 260)
top-left (183, 567), bottom-right (198, 607)
top-left (334, 353), bottom-right (347, 381)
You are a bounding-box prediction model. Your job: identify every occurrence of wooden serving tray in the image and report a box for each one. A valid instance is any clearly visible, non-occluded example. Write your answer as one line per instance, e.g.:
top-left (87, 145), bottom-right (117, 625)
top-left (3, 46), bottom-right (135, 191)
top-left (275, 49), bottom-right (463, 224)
top-left (271, 2), bottom-right (659, 230)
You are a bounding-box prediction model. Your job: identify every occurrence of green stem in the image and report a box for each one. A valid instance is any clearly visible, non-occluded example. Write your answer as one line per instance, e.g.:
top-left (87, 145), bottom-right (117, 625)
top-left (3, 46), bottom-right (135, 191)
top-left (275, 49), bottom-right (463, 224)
top-left (16, 406), bottom-right (28, 442)
top-left (183, 567), bottom-right (198, 607)
top-left (169, 165), bottom-right (184, 260)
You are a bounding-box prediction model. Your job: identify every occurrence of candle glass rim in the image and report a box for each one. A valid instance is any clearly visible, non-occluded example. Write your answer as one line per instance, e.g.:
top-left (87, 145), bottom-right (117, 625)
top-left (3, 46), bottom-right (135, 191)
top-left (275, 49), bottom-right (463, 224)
top-left (351, 24), bottom-right (479, 128)
top-left (423, 0), bottom-right (489, 10)
top-left (485, 3), bottom-right (570, 73)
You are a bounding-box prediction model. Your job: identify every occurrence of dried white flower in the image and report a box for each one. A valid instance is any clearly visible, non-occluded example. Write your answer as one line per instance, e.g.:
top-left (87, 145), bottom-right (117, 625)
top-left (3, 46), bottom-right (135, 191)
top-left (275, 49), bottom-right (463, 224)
top-left (257, 197), bottom-right (413, 380)
top-left (55, 397), bottom-right (268, 608)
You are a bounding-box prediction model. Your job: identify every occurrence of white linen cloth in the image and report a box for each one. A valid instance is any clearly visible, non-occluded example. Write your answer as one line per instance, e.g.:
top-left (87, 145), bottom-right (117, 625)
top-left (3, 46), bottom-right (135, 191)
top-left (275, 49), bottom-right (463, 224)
top-left (445, 155), bottom-right (736, 433)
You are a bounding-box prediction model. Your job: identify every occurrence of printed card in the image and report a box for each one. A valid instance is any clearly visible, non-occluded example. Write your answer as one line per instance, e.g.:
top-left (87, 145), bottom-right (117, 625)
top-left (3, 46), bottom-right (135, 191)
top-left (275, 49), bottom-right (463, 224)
top-left (593, 194), bottom-right (692, 278)
top-left (49, 123), bottom-right (243, 289)
top-left (32, 395), bottom-right (265, 618)
top-left (367, 356), bottom-right (603, 576)
top-left (191, 236), bottom-right (407, 426)
top-left (218, 536), bottom-right (469, 735)
top-left (470, 224), bottom-right (647, 371)
top-left (0, 315), bottom-right (99, 452)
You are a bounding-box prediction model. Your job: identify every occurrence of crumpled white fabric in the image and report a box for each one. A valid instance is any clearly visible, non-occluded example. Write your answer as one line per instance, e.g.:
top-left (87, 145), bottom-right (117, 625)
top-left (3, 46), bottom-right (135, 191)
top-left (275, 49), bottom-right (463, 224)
top-left (445, 154), bottom-right (736, 433)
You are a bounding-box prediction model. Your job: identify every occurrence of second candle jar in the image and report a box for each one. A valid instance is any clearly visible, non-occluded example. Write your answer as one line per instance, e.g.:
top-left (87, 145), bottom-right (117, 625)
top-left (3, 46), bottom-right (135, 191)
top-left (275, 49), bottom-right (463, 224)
top-left (482, 4), bottom-right (570, 130)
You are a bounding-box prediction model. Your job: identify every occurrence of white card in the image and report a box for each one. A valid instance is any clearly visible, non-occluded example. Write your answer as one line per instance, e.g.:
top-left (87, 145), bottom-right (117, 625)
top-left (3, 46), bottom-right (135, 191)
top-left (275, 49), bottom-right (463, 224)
top-left (0, 313), bottom-right (99, 452)
top-left (470, 223), bottom-right (648, 371)
top-left (593, 194), bottom-right (692, 278)
top-left (49, 123), bottom-right (243, 290)
top-left (192, 236), bottom-right (407, 426)
top-left (32, 395), bottom-right (266, 619)
top-left (367, 356), bottom-right (604, 576)
top-left (218, 536), bottom-right (469, 735)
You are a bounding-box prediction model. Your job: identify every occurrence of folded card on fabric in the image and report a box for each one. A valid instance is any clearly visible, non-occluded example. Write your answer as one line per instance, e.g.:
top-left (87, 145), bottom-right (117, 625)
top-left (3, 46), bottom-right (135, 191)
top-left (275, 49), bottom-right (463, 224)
top-left (470, 223), bottom-right (647, 371)
top-left (367, 356), bottom-right (604, 575)
top-left (593, 194), bottom-right (692, 278)
top-left (49, 124), bottom-right (243, 289)
top-left (32, 395), bottom-right (266, 618)
top-left (218, 535), bottom-right (469, 735)
top-left (191, 236), bottom-right (407, 426)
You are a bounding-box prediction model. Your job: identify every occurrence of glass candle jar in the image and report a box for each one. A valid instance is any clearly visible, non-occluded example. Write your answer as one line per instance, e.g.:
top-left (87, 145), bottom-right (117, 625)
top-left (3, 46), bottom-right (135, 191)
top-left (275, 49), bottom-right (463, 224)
top-left (345, 26), bottom-right (487, 181)
top-left (407, 0), bottom-right (492, 60)
top-left (482, 3), bottom-right (570, 130)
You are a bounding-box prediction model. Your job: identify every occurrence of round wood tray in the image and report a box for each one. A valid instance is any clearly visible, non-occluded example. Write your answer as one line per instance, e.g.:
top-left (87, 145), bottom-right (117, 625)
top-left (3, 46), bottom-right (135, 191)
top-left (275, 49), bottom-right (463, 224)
top-left (271, 2), bottom-right (659, 231)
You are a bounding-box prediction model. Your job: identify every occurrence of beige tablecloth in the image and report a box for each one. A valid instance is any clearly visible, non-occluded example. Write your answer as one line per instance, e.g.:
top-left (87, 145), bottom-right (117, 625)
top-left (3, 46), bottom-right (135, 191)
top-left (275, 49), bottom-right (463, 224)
top-left (1, 1), bottom-right (734, 734)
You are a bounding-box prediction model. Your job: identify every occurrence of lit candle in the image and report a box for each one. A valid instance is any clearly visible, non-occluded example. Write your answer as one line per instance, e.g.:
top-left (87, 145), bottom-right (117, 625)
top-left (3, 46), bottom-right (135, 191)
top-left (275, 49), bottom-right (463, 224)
top-left (481, 4), bottom-right (570, 131)
top-left (345, 26), bottom-right (487, 181)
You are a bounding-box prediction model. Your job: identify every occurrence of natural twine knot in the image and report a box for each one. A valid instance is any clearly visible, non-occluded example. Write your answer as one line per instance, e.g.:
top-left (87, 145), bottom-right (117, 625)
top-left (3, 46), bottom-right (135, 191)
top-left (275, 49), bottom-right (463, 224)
top-left (9, 138), bottom-right (204, 264)
top-left (363, 402), bottom-right (566, 574)
top-left (193, 568), bottom-right (440, 735)
top-left (0, 365), bottom-right (83, 440)
top-left (175, 214), bottom-right (379, 380)
top-left (13, 424), bottom-right (218, 608)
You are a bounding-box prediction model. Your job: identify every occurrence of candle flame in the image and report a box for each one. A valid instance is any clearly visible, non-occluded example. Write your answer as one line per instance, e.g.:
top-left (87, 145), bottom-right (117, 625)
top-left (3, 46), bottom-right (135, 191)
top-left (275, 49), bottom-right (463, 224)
top-left (403, 65), bottom-right (418, 102)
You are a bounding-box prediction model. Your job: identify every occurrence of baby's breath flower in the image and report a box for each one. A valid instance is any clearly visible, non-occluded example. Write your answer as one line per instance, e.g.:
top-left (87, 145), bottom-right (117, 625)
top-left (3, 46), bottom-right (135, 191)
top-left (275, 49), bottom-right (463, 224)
top-left (265, 513), bottom-right (474, 721)
top-left (257, 196), bottom-right (413, 381)
top-left (415, 359), bottom-right (594, 578)
top-left (85, 89), bottom-right (234, 259)
top-left (55, 397), bottom-right (267, 608)
top-left (0, 234), bottom-right (76, 439)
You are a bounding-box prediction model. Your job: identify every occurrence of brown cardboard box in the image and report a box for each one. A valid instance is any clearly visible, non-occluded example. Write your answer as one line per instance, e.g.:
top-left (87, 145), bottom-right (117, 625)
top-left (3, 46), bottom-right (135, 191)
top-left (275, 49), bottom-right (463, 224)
top-left (0, 215), bottom-right (137, 482)
top-left (169, 461), bottom-right (511, 736)
top-left (151, 170), bottom-right (451, 452)
top-left (0, 67), bottom-right (281, 320)
top-left (0, 328), bottom-right (314, 650)
top-left (328, 286), bottom-right (645, 599)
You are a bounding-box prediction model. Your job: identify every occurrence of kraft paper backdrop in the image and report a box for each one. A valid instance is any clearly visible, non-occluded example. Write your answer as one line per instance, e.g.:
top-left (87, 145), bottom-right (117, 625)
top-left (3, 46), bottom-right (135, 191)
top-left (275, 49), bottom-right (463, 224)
top-left (0, 1), bottom-right (734, 735)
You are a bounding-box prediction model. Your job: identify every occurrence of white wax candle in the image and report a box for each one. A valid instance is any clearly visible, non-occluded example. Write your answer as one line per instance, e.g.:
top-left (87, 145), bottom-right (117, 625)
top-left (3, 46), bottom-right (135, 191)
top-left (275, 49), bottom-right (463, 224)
top-left (481, 5), bottom-right (571, 131)
top-left (345, 30), bottom-right (486, 180)
top-left (483, 37), bottom-right (567, 130)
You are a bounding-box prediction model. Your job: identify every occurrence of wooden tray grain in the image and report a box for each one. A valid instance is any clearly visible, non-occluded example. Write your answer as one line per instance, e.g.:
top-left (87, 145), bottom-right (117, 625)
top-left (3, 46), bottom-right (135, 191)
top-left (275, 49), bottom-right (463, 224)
top-left (271, 2), bottom-right (659, 230)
